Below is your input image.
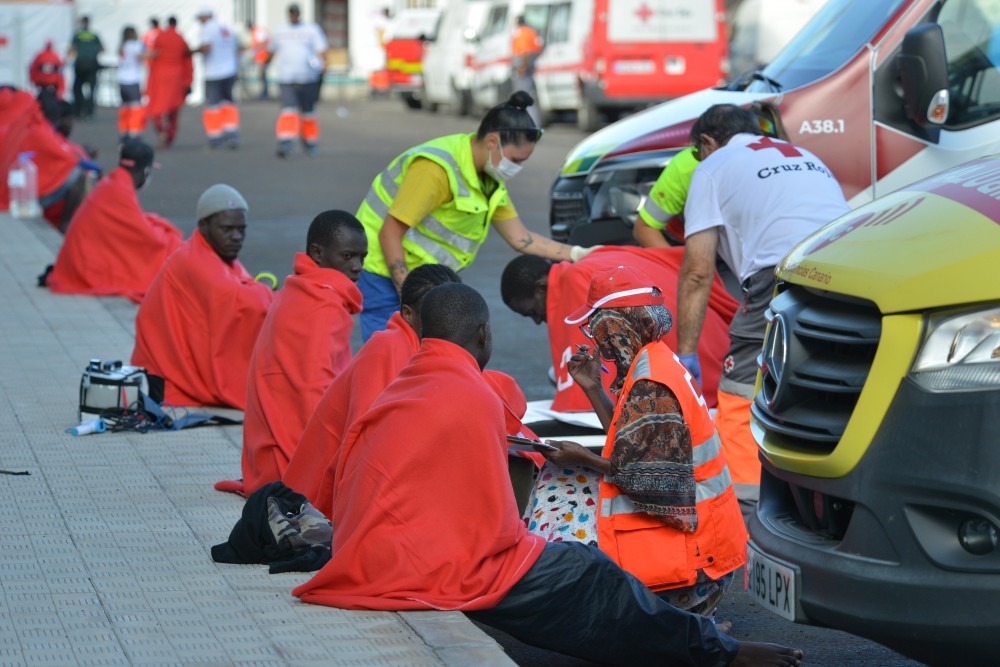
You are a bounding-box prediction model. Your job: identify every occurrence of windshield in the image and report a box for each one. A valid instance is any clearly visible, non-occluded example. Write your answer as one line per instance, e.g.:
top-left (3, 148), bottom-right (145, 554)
top-left (746, 0), bottom-right (909, 92)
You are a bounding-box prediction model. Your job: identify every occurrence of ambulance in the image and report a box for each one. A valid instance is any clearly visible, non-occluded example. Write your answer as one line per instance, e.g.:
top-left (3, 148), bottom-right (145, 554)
top-left (549, 0), bottom-right (1000, 247)
top-left (746, 155), bottom-right (1000, 667)
top-left (384, 6), bottom-right (442, 109)
top-left (531, 0), bottom-right (729, 131)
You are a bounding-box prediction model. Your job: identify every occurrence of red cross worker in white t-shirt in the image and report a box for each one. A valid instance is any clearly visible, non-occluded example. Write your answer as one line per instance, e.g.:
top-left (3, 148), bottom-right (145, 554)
top-left (677, 103), bottom-right (850, 520)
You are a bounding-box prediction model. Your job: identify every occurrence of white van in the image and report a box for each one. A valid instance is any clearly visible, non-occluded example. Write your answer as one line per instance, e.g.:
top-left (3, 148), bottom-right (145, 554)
top-left (422, 0), bottom-right (491, 115)
top-left (469, 0), bottom-right (551, 111)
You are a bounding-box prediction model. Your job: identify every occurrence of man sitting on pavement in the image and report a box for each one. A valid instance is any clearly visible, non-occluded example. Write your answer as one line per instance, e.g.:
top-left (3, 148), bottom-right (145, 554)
top-left (131, 184), bottom-right (274, 409)
top-left (238, 210), bottom-right (367, 497)
top-left (501, 245), bottom-right (738, 410)
top-left (281, 264), bottom-right (460, 517)
top-left (292, 282), bottom-right (802, 667)
top-left (44, 140), bottom-right (182, 302)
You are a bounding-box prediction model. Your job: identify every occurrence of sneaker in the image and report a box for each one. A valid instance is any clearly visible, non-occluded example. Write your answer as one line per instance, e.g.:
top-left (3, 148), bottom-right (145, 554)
top-left (305, 145), bottom-right (318, 157)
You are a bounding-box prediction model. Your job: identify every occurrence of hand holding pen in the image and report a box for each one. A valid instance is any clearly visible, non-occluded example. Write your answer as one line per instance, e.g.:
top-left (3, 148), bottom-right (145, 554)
top-left (567, 343), bottom-right (607, 392)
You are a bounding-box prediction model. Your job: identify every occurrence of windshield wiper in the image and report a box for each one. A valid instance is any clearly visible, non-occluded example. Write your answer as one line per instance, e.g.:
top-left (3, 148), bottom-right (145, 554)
top-left (751, 71), bottom-right (783, 92)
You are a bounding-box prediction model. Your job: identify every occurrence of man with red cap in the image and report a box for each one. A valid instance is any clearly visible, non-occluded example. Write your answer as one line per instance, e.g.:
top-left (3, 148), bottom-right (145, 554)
top-left (523, 265), bottom-right (746, 620)
top-left (501, 246), bottom-right (737, 411)
top-left (238, 210), bottom-right (367, 497)
top-left (293, 281), bottom-right (802, 667)
top-left (132, 183), bottom-right (274, 408)
top-left (44, 140), bottom-right (181, 302)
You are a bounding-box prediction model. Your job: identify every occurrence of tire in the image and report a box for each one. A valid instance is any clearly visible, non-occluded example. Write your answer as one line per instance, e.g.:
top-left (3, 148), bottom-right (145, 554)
top-left (402, 92), bottom-right (423, 110)
top-left (577, 98), bottom-right (601, 132)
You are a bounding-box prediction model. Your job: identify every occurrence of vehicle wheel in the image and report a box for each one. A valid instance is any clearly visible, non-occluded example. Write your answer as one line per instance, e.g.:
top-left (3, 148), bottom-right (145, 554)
top-left (577, 99), bottom-right (602, 132)
top-left (450, 83), bottom-right (472, 116)
top-left (402, 92), bottom-right (423, 110)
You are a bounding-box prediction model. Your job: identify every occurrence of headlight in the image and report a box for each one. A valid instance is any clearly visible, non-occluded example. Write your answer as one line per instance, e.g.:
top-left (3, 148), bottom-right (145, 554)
top-left (585, 164), bottom-right (664, 227)
top-left (910, 305), bottom-right (1000, 391)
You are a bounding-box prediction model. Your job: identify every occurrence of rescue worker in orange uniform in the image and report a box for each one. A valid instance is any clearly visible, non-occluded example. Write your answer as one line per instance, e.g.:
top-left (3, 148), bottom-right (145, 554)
top-left (268, 3), bottom-right (328, 157)
top-left (525, 265), bottom-right (747, 617)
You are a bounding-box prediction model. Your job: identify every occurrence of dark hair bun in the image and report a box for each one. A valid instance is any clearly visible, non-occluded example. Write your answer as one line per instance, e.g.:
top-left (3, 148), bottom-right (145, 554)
top-left (508, 90), bottom-right (534, 111)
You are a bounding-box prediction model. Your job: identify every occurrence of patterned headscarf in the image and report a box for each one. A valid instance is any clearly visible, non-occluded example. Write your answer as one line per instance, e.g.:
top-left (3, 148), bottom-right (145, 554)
top-left (588, 297), bottom-right (673, 394)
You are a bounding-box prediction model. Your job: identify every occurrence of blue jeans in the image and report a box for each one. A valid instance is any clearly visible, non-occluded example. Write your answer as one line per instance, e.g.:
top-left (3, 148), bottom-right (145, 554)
top-left (358, 270), bottom-right (400, 342)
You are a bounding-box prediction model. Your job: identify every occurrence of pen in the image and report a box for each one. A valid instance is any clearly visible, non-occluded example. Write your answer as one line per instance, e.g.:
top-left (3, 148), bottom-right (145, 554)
top-left (577, 344), bottom-right (610, 374)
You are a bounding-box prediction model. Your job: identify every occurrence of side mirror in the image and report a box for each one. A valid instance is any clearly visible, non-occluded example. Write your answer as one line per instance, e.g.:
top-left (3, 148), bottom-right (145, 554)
top-left (898, 23), bottom-right (950, 127)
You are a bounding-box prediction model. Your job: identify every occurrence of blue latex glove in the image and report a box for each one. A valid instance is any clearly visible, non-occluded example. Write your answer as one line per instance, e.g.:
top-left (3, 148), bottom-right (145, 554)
top-left (679, 353), bottom-right (702, 385)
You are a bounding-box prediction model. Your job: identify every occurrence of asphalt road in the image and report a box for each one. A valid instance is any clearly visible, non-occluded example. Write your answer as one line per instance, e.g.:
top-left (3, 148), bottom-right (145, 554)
top-left (67, 93), bottom-right (927, 667)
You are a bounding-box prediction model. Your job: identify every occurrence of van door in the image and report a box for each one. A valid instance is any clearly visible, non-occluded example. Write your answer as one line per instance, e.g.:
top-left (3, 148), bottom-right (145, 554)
top-left (873, 0), bottom-right (1000, 195)
top-left (472, 2), bottom-right (514, 110)
top-left (533, 1), bottom-right (586, 117)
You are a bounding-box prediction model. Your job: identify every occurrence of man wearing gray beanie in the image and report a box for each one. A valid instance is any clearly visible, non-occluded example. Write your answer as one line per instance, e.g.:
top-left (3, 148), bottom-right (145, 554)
top-left (131, 184), bottom-right (275, 409)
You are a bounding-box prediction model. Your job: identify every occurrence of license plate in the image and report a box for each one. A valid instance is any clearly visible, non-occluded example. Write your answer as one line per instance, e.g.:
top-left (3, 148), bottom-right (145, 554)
top-left (745, 542), bottom-right (798, 622)
top-left (613, 60), bottom-right (654, 74)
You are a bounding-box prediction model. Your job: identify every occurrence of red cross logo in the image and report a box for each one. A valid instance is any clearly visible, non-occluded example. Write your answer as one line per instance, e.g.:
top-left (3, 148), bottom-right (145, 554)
top-left (0, 35), bottom-right (8, 48)
top-left (748, 136), bottom-right (802, 158)
top-left (723, 355), bottom-right (735, 374)
top-left (636, 2), bottom-right (653, 22)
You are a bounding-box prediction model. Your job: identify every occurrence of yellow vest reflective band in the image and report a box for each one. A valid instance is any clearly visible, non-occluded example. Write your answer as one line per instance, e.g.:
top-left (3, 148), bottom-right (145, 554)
top-left (638, 146), bottom-right (699, 230)
top-left (357, 133), bottom-right (510, 277)
top-left (597, 340), bottom-right (747, 591)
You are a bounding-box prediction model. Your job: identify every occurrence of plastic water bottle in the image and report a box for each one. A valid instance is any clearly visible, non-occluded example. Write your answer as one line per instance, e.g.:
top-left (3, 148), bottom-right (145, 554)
top-left (8, 152), bottom-right (40, 219)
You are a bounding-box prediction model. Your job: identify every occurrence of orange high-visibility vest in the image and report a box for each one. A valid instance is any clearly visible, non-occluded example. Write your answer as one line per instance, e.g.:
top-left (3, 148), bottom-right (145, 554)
top-left (597, 341), bottom-right (747, 591)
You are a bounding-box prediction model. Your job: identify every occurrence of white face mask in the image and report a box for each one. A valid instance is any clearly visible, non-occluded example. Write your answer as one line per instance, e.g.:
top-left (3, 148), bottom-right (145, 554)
top-left (485, 138), bottom-right (523, 182)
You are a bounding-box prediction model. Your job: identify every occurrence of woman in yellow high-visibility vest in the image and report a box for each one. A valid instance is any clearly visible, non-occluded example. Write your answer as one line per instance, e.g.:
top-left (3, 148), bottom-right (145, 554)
top-left (355, 90), bottom-right (596, 341)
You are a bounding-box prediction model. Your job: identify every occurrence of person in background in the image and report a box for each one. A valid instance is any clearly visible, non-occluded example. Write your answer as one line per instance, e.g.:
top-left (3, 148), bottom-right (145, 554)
top-left (116, 26), bottom-right (146, 141)
top-left (143, 18), bottom-right (161, 51)
top-left (268, 3), bottom-right (328, 158)
top-left (68, 16), bottom-right (104, 119)
top-left (238, 211), bottom-right (368, 497)
top-left (44, 139), bottom-right (181, 302)
top-left (293, 282), bottom-right (803, 667)
top-left (193, 7), bottom-right (241, 149)
top-left (280, 264), bottom-right (460, 516)
top-left (131, 184), bottom-right (275, 408)
top-left (677, 103), bottom-right (849, 519)
top-left (510, 15), bottom-right (542, 126)
top-left (248, 19), bottom-right (271, 99)
top-left (355, 90), bottom-right (597, 341)
top-left (29, 41), bottom-right (65, 100)
top-left (144, 16), bottom-right (192, 149)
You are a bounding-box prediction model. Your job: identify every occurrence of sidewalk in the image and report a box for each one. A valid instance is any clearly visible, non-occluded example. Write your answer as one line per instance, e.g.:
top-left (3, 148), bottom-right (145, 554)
top-left (0, 212), bottom-right (514, 667)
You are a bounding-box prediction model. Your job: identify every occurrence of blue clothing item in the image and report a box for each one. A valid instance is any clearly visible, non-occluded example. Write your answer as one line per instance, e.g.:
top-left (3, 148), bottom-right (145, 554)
top-left (358, 270), bottom-right (400, 342)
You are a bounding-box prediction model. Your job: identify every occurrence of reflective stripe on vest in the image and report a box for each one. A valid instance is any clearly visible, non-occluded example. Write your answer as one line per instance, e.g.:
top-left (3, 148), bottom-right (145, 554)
top-left (362, 190), bottom-right (471, 270)
top-left (641, 195), bottom-right (671, 224)
top-left (382, 146), bottom-right (471, 199)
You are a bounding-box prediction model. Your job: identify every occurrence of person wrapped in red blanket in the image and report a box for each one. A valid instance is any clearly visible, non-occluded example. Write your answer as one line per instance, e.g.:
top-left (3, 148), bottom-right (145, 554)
top-left (44, 140), bottom-right (182, 302)
top-left (239, 211), bottom-right (367, 496)
top-left (145, 16), bottom-right (193, 148)
top-left (501, 246), bottom-right (738, 410)
top-left (131, 184), bottom-right (274, 408)
top-left (293, 282), bottom-right (802, 667)
top-left (0, 87), bottom-right (99, 230)
top-left (280, 264), bottom-right (460, 514)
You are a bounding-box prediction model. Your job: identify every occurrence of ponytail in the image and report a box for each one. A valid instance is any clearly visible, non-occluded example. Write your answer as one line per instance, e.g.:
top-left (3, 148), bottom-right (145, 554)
top-left (477, 90), bottom-right (543, 145)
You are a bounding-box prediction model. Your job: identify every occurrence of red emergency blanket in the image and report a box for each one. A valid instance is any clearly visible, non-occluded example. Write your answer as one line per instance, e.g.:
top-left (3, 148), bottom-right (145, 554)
top-left (547, 246), bottom-right (738, 410)
top-left (283, 311), bottom-right (419, 517)
top-left (293, 338), bottom-right (545, 610)
top-left (0, 89), bottom-right (83, 225)
top-left (46, 167), bottom-right (182, 302)
top-left (146, 28), bottom-right (193, 116)
top-left (241, 253), bottom-right (363, 496)
top-left (131, 229), bottom-right (274, 408)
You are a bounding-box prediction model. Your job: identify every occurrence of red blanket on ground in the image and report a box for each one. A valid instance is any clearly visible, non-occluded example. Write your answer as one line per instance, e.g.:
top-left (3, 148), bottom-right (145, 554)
top-left (46, 167), bottom-right (182, 302)
top-left (131, 229), bottom-right (274, 408)
top-left (547, 246), bottom-right (738, 410)
top-left (146, 28), bottom-right (192, 116)
top-left (241, 253), bottom-right (363, 496)
top-left (0, 89), bottom-right (81, 216)
top-left (283, 311), bottom-right (419, 517)
top-left (293, 339), bottom-right (545, 610)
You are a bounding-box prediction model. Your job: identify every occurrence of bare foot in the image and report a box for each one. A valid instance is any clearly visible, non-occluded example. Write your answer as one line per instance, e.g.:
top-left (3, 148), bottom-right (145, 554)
top-left (715, 620), bottom-right (733, 634)
top-left (730, 642), bottom-right (803, 667)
